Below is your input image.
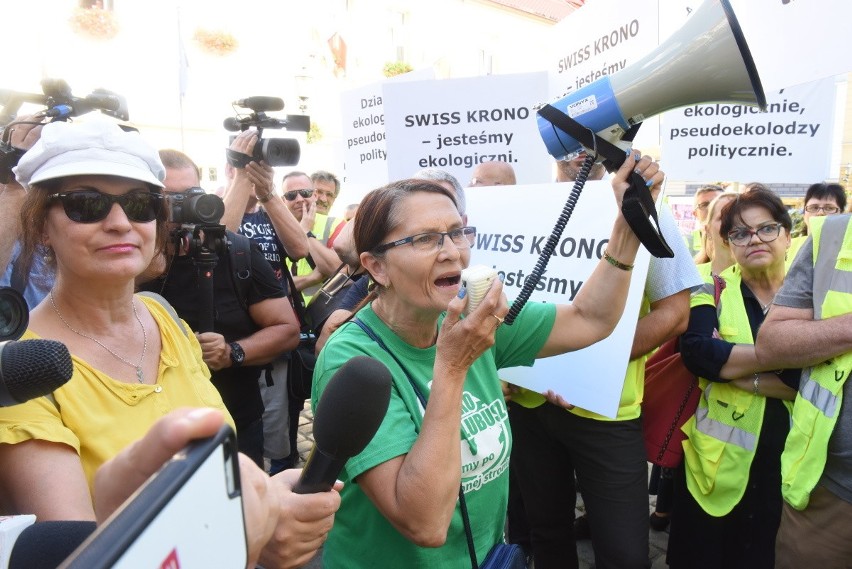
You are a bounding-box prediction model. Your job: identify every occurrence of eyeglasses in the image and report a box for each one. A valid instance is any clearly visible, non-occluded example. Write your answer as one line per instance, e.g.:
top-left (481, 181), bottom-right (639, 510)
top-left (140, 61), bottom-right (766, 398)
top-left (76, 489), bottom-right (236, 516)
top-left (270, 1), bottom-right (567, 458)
top-left (693, 201), bottom-right (712, 212)
top-left (374, 226), bottom-right (476, 254)
top-left (727, 222), bottom-right (784, 247)
top-left (804, 204), bottom-right (841, 214)
top-left (284, 189), bottom-right (314, 201)
top-left (49, 189), bottom-right (164, 223)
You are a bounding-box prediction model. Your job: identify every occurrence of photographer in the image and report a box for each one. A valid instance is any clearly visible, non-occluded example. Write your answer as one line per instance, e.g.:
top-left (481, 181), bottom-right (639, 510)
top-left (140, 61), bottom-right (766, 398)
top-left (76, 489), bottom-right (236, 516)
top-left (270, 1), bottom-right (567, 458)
top-left (0, 116), bottom-right (53, 307)
top-left (220, 131), bottom-right (312, 474)
top-left (138, 149), bottom-right (300, 467)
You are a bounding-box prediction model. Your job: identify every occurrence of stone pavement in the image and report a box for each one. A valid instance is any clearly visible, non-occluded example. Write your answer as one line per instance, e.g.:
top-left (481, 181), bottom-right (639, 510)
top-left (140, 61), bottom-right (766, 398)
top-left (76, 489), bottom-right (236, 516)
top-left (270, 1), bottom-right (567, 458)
top-left (295, 407), bottom-right (670, 569)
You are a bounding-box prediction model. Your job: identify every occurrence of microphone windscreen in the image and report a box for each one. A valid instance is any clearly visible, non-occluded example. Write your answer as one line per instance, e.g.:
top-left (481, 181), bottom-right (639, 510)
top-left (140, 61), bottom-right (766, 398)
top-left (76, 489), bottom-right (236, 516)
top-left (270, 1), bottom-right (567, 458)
top-left (234, 96), bottom-right (284, 112)
top-left (312, 356), bottom-right (393, 458)
top-left (222, 117), bottom-right (242, 132)
top-left (0, 340), bottom-right (73, 406)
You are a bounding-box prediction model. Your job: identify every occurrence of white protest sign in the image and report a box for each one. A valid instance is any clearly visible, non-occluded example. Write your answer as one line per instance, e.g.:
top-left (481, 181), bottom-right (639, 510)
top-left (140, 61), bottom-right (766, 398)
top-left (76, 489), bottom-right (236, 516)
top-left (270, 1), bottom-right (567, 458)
top-left (548, 0), bottom-right (659, 100)
top-left (382, 73), bottom-right (552, 186)
top-left (729, 0), bottom-right (852, 91)
top-left (339, 69), bottom-right (435, 205)
top-left (546, 0), bottom-right (661, 153)
top-left (661, 77), bottom-right (836, 183)
top-left (466, 182), bottom-right (651, 418)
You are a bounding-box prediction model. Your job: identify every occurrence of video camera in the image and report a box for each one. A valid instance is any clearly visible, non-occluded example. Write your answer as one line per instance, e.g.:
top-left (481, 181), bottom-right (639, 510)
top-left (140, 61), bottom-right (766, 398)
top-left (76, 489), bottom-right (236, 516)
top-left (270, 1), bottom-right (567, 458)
top-left (0, 78), bottom-right (130, 183)
top-left (223, 96), bottom-right (308, 168)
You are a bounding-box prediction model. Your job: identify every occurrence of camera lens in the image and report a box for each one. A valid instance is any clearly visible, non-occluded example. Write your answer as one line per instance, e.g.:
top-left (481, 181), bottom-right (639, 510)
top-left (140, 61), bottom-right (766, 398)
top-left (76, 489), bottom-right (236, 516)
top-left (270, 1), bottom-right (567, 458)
top-left (0, 287), bottom-right (29, 341)
top-left (258, 139), bottom-right (300, 167)
top-left (192, 194), bottom-right (226, 224)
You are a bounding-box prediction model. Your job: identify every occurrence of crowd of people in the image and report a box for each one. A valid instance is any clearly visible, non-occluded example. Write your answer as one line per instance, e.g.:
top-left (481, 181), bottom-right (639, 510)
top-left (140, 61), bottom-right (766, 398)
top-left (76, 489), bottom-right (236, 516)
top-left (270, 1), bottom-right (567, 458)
top-left (0, 111), bottom-right (850, 569)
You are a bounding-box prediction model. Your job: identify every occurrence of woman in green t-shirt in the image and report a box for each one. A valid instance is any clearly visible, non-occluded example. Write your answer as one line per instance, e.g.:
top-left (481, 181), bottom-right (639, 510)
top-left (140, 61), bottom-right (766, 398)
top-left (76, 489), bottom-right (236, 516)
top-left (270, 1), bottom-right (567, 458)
top-left (313, 151), bottom-right (665, 567)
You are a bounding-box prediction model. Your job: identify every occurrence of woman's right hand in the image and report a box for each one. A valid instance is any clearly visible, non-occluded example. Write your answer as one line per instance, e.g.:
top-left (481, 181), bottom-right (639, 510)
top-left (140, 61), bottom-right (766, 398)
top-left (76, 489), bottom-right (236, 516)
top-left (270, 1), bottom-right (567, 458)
top-left (436, 277), bottom-right (508, 375)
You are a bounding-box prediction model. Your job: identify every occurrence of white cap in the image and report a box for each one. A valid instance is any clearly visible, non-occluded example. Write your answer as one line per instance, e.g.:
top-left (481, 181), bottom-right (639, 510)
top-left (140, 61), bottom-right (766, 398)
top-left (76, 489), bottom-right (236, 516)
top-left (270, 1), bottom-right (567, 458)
top-left (13, 118), bottom-right (165, 190)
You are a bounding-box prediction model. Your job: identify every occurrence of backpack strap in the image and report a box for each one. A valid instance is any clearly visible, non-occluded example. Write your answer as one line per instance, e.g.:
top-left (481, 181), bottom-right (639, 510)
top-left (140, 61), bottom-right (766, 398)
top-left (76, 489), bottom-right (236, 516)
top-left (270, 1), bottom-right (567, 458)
top-left (227, 232), bottom-right (253, 311)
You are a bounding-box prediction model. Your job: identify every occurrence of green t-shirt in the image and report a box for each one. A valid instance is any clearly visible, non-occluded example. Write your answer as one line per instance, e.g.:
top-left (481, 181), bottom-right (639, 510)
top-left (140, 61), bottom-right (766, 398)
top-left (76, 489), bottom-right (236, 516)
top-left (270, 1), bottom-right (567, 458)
top-left (312, 301), bottom-right (555, 568)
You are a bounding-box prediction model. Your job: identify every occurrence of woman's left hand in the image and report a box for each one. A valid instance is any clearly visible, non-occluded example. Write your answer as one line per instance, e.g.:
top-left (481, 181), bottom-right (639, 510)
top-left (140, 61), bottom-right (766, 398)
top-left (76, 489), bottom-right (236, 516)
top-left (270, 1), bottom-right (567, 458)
top-left (436, 277), bottom-right (509, 374)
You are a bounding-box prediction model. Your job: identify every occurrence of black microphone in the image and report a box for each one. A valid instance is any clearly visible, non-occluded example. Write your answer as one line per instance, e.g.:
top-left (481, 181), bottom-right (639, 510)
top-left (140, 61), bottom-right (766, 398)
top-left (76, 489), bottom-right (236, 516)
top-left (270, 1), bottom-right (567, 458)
top-left (293, 356), bottom-right (392, 494)
top-left (0, 340), bottom-right (73, 406)
top-left (232, 97), bottom-right (284, 112)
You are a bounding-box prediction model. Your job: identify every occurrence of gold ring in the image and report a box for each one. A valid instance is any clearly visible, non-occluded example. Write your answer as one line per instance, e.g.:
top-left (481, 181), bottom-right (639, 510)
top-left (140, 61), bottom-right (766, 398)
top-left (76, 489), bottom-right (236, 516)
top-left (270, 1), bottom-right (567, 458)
top-left (492, 314), bottom-right (504, 326)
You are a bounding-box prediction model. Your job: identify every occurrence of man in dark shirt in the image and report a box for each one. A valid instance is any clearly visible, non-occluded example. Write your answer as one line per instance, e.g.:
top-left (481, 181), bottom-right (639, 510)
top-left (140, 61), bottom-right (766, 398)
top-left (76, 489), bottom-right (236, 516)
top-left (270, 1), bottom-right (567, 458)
top-left (138, 149), bottom-right (299, 467)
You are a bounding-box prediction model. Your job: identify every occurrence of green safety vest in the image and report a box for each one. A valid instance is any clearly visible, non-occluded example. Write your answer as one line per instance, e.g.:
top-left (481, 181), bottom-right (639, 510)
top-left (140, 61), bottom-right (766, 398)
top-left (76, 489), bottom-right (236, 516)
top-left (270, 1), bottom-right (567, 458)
top-left (781, 215), bottom-right (852, 510)
top-left (681, 266), bottom-right (778, 517)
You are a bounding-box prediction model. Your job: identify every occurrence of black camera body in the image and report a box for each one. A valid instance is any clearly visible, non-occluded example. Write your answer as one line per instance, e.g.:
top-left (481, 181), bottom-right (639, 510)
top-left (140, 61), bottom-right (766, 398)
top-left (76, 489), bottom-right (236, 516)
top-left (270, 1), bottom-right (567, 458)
top-left (223, 96), bottom-right (308, 168)
top-left (166, 187), bottom-right (226, 225)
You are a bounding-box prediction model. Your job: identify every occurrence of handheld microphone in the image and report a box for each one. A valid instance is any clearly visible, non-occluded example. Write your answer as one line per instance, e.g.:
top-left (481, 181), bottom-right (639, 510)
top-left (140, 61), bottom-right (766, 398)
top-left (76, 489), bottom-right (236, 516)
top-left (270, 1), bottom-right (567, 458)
top-left (0, 340), bottom-right (73, 406)
top-left (232, 97), bottom-right (284, 112)
top-left (293, 356), bottom-right (392, 494)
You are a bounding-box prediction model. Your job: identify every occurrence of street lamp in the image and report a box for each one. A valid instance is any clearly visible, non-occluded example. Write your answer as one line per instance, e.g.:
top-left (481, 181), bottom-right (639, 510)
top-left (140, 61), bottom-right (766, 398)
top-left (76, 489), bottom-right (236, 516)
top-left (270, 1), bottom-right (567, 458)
top-left (294, 67), bottom-right (312, 115)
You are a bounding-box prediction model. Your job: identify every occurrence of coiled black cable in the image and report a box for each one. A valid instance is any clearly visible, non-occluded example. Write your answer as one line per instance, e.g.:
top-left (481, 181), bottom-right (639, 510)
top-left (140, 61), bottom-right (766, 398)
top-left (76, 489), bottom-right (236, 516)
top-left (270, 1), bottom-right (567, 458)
top-left (503, 152), bottom-right (596, 325)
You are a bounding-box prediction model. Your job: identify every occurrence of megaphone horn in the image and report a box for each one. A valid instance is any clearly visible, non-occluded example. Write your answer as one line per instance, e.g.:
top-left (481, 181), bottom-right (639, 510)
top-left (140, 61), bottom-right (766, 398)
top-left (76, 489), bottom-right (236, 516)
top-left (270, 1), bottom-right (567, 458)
top-left (539, 0), bottom-right (766, 160)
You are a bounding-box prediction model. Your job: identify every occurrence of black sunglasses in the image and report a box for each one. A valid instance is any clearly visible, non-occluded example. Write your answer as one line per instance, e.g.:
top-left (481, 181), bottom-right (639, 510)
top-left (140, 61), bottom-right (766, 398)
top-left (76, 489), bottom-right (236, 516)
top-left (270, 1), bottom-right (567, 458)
top-left (49, 189), bottom-right (164, 223)
top-left (284, 189), bottom-right (314, 201)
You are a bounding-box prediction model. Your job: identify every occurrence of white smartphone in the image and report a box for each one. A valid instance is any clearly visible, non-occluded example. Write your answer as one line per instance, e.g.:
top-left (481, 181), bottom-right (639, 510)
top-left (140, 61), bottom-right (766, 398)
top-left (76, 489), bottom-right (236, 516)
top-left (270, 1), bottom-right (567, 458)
top-left (60, 426), bottom-right (247, 569)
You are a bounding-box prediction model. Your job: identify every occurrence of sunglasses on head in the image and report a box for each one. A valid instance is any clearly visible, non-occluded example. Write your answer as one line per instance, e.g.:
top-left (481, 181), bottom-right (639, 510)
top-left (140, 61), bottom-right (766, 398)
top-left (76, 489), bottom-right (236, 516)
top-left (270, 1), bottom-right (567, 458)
top-left (284, 189), bottom-right (314, 201)
top-left (49, 189), bottom-right (165, 223)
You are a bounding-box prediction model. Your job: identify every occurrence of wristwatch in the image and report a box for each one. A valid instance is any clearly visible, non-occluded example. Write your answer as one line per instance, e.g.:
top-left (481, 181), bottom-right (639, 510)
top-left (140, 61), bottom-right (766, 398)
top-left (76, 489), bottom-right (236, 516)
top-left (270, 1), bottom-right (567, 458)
top-left (257, 192), bottom-right (273, 203)
top-left (229, 342), bottom-right (245, 367)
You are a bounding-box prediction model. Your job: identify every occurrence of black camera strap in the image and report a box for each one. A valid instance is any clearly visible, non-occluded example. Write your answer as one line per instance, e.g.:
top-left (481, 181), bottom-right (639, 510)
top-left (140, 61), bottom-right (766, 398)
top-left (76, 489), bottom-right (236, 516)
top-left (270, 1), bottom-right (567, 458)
top-left (537, 104), bottom-right (673, 258)
top-left (226, 149), bottom-right (253, 169)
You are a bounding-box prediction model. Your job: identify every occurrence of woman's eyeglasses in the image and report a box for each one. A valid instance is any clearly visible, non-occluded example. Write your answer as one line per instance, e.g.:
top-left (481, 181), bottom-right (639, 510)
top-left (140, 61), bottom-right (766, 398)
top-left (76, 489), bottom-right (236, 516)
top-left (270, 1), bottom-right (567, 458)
top-left (374, 227), bottom-right (476, 254)
top-left (284, 189), bottom-right (314, 201)
top-left (804, 204), bottom-right (840, 214)
top-left (49, 190), bottom-right (164, 223)
top-left (727, 222), bottom-right (784, 247)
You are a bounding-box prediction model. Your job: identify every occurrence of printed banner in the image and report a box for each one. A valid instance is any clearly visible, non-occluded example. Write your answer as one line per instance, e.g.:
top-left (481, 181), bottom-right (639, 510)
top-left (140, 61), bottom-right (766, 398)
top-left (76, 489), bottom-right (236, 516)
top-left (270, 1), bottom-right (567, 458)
top-left (466, 181), bottom-right (651, 418)
top-left (729, 0), bottom-right (852, 92)
top-left (339, 69), bottom-right (435, 205)
top-left (660, 77), bottom-right (836, 182)
top-left (382, 72), bottom-right (552, 187)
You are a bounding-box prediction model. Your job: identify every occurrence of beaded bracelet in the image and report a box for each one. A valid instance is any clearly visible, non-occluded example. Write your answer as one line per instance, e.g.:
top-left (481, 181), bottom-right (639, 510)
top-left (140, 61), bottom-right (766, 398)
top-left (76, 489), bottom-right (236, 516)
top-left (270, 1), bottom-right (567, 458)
top-left (603, 250), bottom-right (634, 271)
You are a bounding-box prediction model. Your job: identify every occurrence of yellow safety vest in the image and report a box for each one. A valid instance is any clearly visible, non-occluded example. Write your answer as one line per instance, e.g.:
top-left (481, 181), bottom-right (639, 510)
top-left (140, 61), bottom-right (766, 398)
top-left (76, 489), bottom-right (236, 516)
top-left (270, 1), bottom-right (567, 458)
top-left (287, 213), bottom-right (343, 302)
top-left (781, 215), bottom-right (852, 510)
top-left (512, 296), bottom-right (651, 421)
top-left (681, 266), bottom-right (770, 517)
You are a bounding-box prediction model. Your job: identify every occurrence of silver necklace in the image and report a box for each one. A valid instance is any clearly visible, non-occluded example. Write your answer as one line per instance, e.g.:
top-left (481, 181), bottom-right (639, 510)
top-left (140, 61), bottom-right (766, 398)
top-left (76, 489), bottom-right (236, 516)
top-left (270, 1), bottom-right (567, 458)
top-left (50, 290), bottom-right (148, 383)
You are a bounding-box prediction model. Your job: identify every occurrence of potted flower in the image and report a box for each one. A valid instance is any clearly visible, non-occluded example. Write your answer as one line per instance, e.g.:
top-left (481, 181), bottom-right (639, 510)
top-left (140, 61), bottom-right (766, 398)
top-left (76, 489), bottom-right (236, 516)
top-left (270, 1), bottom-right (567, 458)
top-left (383, 61), bottom-right (413, 78)
top-left (193, 28), bottom-right (239, 56)
top-left (69, 6), bottom-right (119, 40)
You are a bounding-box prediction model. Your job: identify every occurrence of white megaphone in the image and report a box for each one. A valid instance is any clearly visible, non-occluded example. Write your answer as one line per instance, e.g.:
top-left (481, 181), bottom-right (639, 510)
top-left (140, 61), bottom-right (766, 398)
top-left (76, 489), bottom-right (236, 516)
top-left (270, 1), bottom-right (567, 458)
top-left (538, 0), bottom-right (767, 160)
